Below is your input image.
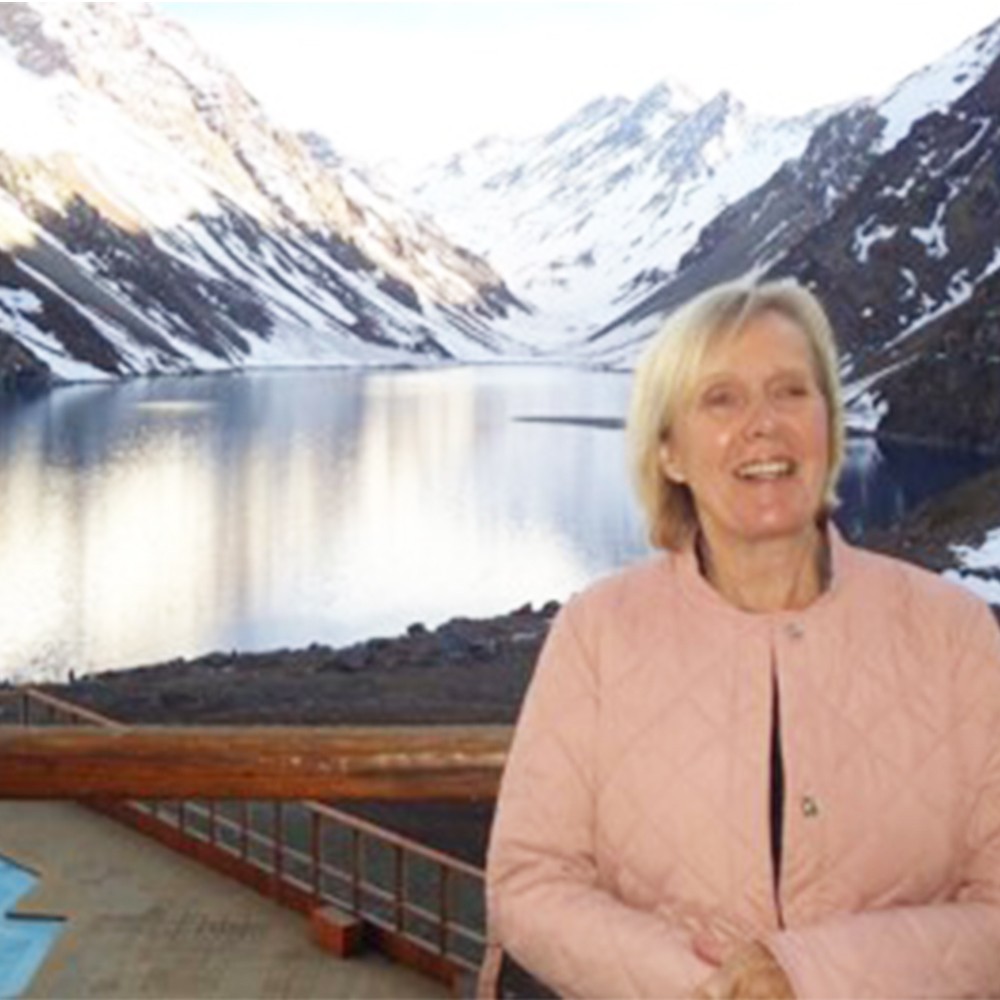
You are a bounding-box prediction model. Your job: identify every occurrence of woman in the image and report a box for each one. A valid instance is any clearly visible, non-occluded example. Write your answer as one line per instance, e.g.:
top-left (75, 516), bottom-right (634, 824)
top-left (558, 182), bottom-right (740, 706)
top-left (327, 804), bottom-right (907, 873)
top-left (483, 279), bottom-right (1000, 998)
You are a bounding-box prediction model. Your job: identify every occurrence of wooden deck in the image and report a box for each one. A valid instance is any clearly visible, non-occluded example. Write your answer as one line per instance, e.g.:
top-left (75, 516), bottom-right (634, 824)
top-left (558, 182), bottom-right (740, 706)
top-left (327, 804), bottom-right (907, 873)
top-left (0, 687), bottom-right (505, 997)
top-left (1, 800), bottom-right (448, 999)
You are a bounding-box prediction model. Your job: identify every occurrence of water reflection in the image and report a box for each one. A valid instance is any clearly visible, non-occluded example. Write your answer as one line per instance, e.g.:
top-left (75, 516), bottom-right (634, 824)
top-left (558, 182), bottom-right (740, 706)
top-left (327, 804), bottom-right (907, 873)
top-left (0, 385), bottom-right (226, 677)
top-left (0, 368), bottom-right (642, 681)
top-left (0, 368), bottom-right (993, 682)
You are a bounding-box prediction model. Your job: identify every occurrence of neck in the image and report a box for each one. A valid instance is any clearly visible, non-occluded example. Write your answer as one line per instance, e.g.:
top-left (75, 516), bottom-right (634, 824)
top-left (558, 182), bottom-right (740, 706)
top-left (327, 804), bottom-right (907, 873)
top-left (696, 525), bottom-right (827, 613)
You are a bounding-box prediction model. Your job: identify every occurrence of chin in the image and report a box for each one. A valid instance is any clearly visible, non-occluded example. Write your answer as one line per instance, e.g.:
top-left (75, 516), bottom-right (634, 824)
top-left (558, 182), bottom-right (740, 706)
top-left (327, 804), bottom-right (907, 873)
top-left (738, 514), bottom-right (820, 544)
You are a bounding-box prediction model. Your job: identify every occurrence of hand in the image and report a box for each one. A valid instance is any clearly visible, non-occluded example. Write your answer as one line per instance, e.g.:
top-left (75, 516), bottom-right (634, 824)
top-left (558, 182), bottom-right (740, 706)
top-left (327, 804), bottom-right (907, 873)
top-left (692, 941), bottom-right (795, 999)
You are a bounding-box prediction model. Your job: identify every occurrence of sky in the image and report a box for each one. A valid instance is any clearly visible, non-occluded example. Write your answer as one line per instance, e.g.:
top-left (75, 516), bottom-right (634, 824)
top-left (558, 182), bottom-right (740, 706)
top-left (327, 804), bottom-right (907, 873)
top-left (159, 2), bottom-right (1000, 167)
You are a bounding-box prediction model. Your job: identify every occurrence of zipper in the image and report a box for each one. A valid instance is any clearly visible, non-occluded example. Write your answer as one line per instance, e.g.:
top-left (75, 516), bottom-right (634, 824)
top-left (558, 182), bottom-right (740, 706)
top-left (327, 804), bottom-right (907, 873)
top-left (770, 657), bottom-right (786, 929)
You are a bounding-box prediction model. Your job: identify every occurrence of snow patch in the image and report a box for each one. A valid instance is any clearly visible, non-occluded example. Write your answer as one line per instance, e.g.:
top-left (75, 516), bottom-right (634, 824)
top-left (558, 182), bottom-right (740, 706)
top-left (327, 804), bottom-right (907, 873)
top-left (0, 286), bottom-right (43, 314)
top-left (944, 528), bottom-right (1000, 605)
top-left (0, 298), bottom-right (108, 381)
top-left (910, 203), bottom-right (949, 259)
top-left (882, 176), bottom-right (918, 199)
top-left (843, 389), bottom-right (888, 433)
top-left (952, 528), bottom-right (1000, 570)
top-left (853, 220), bottom-right (897, 264)
top-left (0, 38), bottom-right (72, 156)
top-left (886, 272), bottom-right (977, 348)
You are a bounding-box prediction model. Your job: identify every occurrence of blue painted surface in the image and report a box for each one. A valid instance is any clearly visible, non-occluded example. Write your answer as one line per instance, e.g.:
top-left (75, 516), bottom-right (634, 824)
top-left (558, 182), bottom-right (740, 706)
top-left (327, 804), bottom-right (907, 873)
top-left (0, 857), bottom-right (63, 1000)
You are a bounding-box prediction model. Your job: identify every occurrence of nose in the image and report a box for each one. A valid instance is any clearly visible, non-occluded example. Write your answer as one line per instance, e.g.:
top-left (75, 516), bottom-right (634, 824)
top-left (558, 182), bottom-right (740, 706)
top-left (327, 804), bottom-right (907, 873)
top-left (742, 394), bottom-right (778, 438)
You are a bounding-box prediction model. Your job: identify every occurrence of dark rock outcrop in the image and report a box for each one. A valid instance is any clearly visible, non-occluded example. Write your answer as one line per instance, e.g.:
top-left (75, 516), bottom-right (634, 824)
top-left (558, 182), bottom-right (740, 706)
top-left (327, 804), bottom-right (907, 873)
top-left (873, 273), bottom-right (1000, 451)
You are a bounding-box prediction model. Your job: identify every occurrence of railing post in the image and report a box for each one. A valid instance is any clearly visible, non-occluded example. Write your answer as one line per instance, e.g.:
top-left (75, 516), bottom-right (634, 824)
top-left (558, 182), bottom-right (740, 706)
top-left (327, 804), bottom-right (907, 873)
top-left (274, 802), bottom-right (283, 878)
top-left (439, 865), bottom-right (451, 956)
top-left (311, 810), bottom-right (322, 902)
top-left (240, 801), bottom-right (249, 860)
top-left (394, 844), bottom-right (405, 932)
top-left (351, 828), bottom-right (361, 914)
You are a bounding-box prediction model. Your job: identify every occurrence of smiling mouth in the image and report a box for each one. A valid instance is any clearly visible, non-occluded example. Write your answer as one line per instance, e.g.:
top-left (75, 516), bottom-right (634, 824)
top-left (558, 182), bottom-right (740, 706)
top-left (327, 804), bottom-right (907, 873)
top-left (734, 459), bottom-right (797, 481)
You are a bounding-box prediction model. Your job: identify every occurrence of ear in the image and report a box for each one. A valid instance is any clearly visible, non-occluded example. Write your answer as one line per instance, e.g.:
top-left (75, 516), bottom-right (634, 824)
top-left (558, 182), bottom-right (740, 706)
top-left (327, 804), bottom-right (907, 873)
top-left (658, 440), bottom-right (685, 483)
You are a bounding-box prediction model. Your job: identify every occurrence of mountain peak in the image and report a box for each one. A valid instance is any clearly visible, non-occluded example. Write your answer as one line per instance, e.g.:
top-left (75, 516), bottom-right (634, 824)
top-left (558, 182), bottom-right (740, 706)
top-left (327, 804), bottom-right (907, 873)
top-left (403, 70), bottom-right (822, 345)
top-left (631, 78), bottom-right (702, 118)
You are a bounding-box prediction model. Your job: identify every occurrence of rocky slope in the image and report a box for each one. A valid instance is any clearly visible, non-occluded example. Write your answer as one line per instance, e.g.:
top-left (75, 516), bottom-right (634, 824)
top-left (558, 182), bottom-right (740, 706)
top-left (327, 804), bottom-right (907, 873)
top-left (861, 272), bottom-right (1000, 452)
top-left (865, 464), bottom-right (1000, 609)
top-left (773, 44), bottom-right (1000, 449)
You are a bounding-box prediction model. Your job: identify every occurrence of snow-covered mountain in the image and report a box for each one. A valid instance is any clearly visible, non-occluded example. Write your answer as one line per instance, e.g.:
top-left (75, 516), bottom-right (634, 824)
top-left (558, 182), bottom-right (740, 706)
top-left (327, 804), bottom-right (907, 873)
top-left (0, 2), bottom-right (526, 388)
top-left (401, 81), bottom-right (827, 346)
top-left (589, 16), bottom-right (1000, 372)
top-left (668, 17), bottom-right (1000, 454)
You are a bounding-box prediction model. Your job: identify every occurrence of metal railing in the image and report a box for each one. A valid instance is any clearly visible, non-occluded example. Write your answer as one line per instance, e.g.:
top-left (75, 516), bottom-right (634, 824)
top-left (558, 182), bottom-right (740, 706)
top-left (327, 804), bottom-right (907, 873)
top-left (0, 687), bottom-right (487, 982)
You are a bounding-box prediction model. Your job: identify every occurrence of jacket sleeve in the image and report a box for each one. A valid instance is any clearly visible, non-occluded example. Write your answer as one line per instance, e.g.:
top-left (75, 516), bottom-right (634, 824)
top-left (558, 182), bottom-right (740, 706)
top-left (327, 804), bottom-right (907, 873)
top-left (767, 598), bottom-right (1000, 999)
top-left (485, 598), bottom-right (715, 999)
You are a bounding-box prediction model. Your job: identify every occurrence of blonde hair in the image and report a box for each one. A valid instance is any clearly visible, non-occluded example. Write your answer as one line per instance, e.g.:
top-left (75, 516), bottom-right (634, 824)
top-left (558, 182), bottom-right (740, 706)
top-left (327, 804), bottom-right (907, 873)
top-left (627, 278), bottom-right (845, 551)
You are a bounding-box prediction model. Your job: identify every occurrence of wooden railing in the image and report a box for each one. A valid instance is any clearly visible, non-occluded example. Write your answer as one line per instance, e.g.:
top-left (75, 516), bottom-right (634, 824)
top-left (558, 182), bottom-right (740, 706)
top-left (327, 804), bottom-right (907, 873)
top-left (0, 687), bottom-right (503, 989)
top-left (0, 693), bottom-right (509, 800)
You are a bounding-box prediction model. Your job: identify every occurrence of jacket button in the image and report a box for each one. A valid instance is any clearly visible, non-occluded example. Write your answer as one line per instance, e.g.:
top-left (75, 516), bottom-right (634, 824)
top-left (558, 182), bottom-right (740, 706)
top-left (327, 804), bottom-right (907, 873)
top-left (785, 622), bottom-right (804, 639)
top-left (801, 795), bottom-right (820, 818)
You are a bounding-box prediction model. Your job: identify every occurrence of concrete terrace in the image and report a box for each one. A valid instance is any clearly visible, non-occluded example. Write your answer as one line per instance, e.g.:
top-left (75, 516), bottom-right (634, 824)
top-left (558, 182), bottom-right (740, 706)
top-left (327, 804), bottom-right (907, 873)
top-left (0, 800), bottom-right (449, 999)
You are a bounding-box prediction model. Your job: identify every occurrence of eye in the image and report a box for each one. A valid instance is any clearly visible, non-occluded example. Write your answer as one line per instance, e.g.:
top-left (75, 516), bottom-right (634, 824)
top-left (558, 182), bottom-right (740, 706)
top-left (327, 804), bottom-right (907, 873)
top-left (773, 378), bottom-right (812, 401)
top-left (701, 385), bottom-right (740, 410)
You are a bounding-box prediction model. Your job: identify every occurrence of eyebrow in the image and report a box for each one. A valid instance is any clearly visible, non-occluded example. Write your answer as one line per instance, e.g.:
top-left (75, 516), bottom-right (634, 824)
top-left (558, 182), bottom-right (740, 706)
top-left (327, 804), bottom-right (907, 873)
top-left (699, 361), bottom-right (813, 381)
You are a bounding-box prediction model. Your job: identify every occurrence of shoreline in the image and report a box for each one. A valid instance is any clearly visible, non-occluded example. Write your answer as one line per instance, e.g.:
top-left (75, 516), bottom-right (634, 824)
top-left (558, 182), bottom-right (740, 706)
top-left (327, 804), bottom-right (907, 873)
top-left (42, 600), bottom-right (559, 729)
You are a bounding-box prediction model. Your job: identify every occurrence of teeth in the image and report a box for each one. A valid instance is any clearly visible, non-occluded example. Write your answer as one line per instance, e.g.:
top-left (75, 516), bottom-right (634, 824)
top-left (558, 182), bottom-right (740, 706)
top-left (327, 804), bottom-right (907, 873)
top-left (736, 460), bottom-right (794, 480)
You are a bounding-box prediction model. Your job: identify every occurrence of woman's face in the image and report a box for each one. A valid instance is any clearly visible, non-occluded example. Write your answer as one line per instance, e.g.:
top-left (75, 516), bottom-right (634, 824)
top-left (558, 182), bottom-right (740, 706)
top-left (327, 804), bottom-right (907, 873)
top-left (659, 309), bottom-right (830, 553)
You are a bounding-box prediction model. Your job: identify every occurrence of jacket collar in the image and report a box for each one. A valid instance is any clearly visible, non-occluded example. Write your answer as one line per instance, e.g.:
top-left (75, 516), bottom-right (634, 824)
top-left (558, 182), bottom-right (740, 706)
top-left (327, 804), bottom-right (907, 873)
top-left (670, 522), bottom-right (855, 624)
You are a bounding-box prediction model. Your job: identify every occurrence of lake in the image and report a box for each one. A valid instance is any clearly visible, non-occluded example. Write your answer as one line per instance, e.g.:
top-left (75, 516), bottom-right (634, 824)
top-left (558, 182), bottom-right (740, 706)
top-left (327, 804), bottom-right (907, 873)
top-left (0, 365), bottom-right (993, 683)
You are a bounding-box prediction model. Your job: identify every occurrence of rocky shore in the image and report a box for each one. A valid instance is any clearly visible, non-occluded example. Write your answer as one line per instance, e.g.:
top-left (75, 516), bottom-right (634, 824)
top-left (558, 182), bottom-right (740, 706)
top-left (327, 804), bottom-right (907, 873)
top-left (35, 601), bottom-right (562, 865)
top-left (863, 466), bottom-right (1000, 574)
top-left (47, 600), bottom-right (560, 728)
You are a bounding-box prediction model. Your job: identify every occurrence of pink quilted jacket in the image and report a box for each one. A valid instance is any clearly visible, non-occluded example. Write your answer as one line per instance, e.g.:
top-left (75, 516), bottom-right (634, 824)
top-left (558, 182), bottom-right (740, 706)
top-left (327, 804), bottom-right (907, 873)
top-left (486, 531), bottom-right (1000, 998)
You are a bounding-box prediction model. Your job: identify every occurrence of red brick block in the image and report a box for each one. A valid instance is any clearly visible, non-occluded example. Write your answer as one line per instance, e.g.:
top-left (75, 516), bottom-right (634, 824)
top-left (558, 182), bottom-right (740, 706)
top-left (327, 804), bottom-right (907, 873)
top-left (310, 905), bottom-right (365, 957)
